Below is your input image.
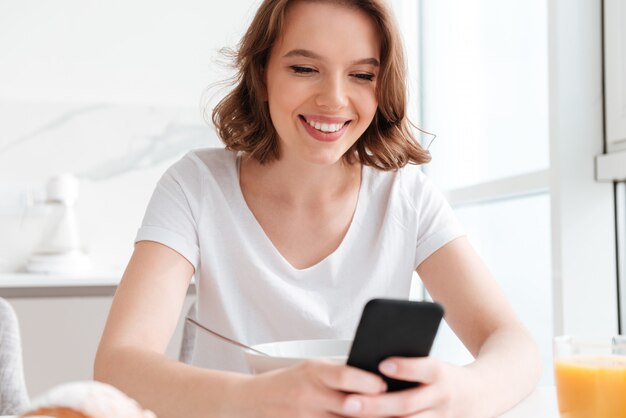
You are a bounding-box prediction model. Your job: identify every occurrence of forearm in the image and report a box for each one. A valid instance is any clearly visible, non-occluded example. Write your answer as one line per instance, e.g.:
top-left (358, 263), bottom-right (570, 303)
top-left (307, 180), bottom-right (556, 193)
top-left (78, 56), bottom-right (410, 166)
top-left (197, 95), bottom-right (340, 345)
top-left (464, 326), bottom-right (542, 418)
top-left (94, 346), bottom-right (251, 418)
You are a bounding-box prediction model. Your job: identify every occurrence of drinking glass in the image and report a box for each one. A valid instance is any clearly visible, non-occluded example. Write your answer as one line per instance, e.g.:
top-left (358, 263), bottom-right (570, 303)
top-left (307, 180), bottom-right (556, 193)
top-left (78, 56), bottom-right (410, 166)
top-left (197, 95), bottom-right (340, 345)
top-left (553, 335), bottom-right (626, 418)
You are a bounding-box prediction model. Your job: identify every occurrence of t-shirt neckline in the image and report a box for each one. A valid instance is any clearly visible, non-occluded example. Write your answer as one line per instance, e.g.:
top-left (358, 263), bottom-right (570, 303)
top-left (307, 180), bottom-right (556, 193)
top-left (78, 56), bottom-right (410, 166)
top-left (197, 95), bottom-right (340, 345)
top-left (232, 153), bottom-right (368, 273)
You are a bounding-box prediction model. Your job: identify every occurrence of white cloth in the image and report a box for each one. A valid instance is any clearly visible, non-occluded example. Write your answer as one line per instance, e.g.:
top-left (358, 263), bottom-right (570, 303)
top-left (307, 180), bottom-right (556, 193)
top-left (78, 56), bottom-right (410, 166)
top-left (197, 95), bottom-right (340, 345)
top-left (136, 148), bottom-right (464, 372)
top-left (0, 298), bottom-right (29, 415)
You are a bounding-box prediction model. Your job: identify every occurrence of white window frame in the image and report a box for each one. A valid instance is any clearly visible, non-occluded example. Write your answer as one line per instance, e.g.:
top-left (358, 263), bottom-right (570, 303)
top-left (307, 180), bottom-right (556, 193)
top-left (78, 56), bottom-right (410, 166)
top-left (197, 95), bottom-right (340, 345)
top-left (603, 0), bottom-right (626, 153)
top-left (616, 183), bottom-right (626, 330)
top-left (598, 0), bottom-right (626, 331)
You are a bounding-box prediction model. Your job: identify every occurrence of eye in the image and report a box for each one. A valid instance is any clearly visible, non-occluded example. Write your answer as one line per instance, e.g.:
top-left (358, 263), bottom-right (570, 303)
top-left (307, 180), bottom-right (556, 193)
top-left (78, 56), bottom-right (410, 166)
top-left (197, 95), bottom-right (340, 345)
top-left (351, 73), bottom-right (375, 82)
top-left (289, 65), bottom-right (317, 75)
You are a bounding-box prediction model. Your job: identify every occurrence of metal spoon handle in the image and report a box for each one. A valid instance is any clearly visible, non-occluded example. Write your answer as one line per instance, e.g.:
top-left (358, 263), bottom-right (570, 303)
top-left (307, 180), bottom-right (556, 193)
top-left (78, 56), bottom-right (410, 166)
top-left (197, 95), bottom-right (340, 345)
top-left (185, 317), bottom-right (269, 357)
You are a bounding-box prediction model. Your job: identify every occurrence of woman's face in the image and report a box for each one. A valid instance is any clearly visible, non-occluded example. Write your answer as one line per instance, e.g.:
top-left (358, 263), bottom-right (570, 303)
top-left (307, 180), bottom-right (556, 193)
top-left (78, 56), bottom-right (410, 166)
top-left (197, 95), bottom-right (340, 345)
top-left (264, 0), bottom-right (380, 166)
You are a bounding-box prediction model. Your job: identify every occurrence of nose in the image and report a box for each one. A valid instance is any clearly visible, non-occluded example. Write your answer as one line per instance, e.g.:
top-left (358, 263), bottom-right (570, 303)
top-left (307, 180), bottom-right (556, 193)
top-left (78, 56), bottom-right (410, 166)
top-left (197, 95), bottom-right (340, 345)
top-left (314, 74), bottom-right (349, 110)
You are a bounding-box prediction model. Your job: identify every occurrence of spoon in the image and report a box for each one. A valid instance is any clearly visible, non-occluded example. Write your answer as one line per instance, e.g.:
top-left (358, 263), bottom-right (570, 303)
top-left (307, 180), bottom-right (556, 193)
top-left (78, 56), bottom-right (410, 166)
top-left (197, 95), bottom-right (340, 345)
top-left (185, 317), bottom-right (269, 357)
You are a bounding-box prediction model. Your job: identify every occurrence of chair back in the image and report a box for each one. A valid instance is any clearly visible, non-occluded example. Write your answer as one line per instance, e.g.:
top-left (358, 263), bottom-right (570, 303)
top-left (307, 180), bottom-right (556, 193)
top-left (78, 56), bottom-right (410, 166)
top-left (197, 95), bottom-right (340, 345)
top-left (178, 301), bottom-right (197, 364)
top-left (0, 297), bottom-right (29, 415)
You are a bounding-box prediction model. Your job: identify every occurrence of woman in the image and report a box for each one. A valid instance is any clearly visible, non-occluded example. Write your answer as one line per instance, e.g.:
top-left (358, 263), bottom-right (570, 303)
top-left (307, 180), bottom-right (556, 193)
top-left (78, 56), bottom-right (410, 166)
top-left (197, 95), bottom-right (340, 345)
top-left (95, 1), bottom-right (541, 417)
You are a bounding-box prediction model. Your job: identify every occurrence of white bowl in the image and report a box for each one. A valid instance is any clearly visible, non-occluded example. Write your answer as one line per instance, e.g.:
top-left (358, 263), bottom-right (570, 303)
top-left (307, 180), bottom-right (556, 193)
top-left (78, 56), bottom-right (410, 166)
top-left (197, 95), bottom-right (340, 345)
top-left (244, 339), bottom-right (352, 374)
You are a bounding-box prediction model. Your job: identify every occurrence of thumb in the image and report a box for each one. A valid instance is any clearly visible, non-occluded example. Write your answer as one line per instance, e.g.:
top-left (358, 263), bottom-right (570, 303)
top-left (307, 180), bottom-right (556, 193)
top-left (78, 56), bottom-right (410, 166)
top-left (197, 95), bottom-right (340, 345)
top-left (379, 356), bottom-right (443, 384)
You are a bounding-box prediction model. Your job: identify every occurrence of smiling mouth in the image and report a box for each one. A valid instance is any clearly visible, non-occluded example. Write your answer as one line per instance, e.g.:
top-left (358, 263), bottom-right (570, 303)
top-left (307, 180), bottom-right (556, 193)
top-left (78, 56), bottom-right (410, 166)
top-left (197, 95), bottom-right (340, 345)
top-left (299, 115), bottom-right (351, 133)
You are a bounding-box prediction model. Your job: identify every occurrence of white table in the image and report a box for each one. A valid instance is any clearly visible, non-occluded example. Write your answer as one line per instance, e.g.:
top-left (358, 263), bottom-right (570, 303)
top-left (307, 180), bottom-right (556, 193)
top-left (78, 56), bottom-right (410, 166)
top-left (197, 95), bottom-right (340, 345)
top-left (0, 388), bottom-right (559, 418)
top-left (499, 387), bottom-right (559, 417)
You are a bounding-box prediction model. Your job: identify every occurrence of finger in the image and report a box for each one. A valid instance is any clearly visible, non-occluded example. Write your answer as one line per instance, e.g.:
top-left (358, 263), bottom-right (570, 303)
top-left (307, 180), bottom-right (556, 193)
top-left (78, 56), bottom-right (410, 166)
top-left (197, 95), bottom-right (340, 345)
top-left (318, 387), bottom-right (381, 418)
top-left (378, 357), bottom-right (442, 385)
top-left (348, 384), bottom-right (443, 417)
top-left (320, 387), bottom-right (365, 417)
top-left (312, 361), bottom-right (387, 395)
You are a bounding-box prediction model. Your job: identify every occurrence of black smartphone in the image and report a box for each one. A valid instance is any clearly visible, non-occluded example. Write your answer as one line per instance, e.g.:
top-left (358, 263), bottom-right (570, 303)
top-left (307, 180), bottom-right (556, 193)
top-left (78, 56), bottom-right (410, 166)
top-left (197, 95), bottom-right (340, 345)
top-left (346, 298), bottom-right (444, 392)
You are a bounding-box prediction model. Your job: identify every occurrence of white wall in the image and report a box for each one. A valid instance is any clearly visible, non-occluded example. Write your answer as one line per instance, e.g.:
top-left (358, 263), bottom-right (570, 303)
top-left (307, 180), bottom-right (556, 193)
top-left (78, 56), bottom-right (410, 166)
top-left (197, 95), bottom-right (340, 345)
top-left (0, 0), bottom-right (260, 273)
top-left (0, 0), bottom-right (260, 105)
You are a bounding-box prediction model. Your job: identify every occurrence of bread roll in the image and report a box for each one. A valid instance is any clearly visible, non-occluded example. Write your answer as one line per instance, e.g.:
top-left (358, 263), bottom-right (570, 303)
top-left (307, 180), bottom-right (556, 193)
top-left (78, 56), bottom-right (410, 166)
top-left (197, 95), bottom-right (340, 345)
top-left (19, 381), bottom-right (156, 418)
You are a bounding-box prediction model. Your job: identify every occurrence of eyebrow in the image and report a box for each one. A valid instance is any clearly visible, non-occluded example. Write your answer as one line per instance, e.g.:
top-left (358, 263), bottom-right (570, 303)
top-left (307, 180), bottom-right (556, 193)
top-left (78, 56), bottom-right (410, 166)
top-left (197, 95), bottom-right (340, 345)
top-left (282, 49), bottom-right (380, 67)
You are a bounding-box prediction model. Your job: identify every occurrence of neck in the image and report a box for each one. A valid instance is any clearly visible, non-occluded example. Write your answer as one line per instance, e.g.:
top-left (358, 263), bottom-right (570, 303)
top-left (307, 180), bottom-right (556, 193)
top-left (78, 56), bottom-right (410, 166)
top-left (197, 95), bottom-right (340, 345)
top-left (240, 154), bottom-right (361, 206)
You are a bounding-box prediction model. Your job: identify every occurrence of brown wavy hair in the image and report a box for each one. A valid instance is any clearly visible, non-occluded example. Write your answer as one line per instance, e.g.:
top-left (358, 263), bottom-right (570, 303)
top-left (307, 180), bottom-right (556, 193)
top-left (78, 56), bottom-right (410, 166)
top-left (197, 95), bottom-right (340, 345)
top-left (211, 0), bottom-right (431, 170)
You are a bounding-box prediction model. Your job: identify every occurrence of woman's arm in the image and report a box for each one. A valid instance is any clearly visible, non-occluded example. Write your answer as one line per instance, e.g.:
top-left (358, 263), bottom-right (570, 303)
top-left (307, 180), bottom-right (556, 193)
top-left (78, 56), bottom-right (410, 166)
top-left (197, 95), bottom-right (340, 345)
top-left (95, 241), bottom-right (387, 418)
top-left (94, 241), bottom-right (248, 418)
top-left (418, 236), bottom-right (541, 416)
top-left (340, 237), bottom-right (541, 418)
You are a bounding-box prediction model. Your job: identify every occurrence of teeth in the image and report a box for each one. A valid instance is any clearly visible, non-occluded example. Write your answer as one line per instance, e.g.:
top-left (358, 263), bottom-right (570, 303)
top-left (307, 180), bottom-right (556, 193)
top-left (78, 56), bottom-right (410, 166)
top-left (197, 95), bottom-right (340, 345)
top-left (307, 119), bottom-right (345, 133)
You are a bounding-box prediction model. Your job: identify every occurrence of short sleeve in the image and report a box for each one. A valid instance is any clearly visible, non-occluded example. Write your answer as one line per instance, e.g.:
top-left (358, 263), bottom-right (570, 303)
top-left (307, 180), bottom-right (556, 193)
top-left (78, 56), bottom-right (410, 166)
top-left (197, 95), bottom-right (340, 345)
top-left (413, 175), bottom-right (465, 268)
top-left (135, 157), bottom-right (201, 270)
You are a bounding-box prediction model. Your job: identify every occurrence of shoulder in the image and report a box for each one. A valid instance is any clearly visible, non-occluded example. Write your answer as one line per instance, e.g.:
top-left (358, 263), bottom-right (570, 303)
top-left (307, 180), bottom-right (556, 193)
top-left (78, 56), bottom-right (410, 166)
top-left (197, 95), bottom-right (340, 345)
top-left (168, 147), bottom-right (236, 177)
top-left (162, 147), bottom-right (237, 187)
top-left (365, 163), bottom-right (431, 202)
top-left (152, 147), bottom-right (237, 210)
top-left (397, 162), bottom-right (429, 185)
top-left (364, 163), bottom-right (453, 224)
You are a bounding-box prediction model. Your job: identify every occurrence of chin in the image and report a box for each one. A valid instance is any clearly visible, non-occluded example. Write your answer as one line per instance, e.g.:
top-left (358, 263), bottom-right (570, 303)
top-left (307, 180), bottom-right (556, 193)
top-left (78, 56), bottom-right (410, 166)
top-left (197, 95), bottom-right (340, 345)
top-left (299, 138), bottom-right (359, 165)
top-left (301, 148), bottom-right (349, 166)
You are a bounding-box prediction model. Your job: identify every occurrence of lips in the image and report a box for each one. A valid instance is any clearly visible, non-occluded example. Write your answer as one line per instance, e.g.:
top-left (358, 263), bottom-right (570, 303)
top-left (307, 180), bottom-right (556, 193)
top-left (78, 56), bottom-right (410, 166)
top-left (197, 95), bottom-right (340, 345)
top-left (299, 114), bottom-right (352, 142)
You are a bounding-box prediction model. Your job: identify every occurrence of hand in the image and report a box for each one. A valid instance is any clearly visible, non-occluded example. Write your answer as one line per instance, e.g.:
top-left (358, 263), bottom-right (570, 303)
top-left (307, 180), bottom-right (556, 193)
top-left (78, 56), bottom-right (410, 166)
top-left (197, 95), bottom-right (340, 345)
top-left (233, 359), bottom-right (388, 418)
top-left (342, 357), bottom-right (478, 418)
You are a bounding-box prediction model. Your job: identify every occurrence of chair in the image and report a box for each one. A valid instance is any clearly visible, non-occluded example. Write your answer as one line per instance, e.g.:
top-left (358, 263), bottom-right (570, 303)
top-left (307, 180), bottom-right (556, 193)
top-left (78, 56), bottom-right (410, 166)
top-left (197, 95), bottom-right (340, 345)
top-left (178, 301), bottom-right (197, 364)
top-left (0, 297), bottom-right (29, 414)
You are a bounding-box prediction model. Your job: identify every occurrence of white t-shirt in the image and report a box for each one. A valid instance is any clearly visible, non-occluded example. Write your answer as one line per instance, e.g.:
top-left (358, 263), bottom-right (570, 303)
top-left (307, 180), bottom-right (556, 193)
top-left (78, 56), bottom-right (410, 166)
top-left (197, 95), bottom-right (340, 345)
top-left (136, 148), bottom-right (464, 372)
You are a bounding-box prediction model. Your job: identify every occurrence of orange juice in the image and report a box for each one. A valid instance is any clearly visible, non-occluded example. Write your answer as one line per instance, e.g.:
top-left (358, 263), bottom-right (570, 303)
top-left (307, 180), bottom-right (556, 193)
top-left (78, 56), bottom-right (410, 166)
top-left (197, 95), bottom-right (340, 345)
top-left (554, 356), bottom-right (626, 418)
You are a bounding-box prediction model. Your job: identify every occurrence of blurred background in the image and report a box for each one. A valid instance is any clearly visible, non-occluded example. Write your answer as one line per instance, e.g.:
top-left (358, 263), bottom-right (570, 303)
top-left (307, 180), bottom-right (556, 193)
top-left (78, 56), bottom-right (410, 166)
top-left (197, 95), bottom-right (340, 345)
top-left (0, 0), bottom-right (624, 396)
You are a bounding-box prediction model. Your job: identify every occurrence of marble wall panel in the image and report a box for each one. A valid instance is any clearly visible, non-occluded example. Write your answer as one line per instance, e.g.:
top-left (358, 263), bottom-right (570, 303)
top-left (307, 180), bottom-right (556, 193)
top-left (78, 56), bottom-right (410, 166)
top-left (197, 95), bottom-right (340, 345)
top-left (0, 101), bottom-right (220, 272)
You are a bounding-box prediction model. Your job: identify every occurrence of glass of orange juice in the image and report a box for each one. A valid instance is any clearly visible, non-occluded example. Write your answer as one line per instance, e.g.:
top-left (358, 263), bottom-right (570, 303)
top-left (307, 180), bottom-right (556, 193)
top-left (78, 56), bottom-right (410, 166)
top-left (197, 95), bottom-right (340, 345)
top-left (554, 335), bottom-right (626, 418)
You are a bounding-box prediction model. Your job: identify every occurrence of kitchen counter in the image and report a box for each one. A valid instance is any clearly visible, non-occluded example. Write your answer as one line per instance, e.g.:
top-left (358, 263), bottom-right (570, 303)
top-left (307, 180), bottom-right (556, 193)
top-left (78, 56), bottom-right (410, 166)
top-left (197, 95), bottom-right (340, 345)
top-left (0, 272), bottom-right (195, 297)
top-left (0, 272), bottom-right (123, 297)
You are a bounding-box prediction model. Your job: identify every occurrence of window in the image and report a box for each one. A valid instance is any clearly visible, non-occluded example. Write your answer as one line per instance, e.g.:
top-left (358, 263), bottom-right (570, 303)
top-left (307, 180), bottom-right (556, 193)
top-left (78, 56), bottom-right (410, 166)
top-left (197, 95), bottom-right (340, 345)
top-left (399, 0), bottom-right (620, 385)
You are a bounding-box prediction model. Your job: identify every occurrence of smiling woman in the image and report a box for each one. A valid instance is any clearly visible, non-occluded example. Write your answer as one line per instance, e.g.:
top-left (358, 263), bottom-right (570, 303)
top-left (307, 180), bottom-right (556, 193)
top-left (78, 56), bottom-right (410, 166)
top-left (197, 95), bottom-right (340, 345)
top-left (94, 1), bottom-right (541, 418)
